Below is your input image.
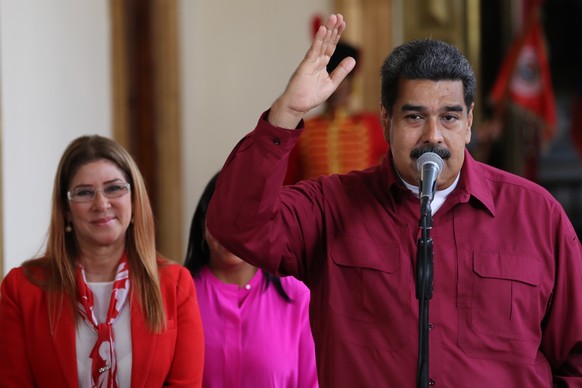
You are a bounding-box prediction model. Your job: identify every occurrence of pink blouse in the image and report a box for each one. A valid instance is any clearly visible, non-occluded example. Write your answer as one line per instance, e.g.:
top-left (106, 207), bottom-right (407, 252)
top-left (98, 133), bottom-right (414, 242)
top-left (194, 267), bottom-right (318, 388)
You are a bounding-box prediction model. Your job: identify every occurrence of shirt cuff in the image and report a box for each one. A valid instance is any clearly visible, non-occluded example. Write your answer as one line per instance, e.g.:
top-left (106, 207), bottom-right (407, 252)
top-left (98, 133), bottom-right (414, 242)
top-left (252, 109), bottom-right (303, 154)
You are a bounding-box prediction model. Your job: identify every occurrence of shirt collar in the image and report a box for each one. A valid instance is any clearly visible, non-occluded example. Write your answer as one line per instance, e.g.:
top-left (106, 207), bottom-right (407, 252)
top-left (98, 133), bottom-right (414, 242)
top-left (458, 149), bottom-right (496, 216)
top-left (382, 149), bottom-right (496, 217)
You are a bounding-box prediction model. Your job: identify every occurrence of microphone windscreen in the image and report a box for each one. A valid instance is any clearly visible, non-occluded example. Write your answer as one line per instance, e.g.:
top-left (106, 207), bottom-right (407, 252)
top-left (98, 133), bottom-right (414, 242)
top-left (416, 152), bottom-right (444, 174)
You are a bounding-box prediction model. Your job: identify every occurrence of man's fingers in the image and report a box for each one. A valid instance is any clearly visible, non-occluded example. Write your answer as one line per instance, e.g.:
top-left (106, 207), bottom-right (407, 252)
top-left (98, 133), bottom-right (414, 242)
top-left (322, 14), bottom-right (345, 58)
top-left (309, 14), bottom-right (345, 61)
top-left (329, 57), bottom-right (356, 86)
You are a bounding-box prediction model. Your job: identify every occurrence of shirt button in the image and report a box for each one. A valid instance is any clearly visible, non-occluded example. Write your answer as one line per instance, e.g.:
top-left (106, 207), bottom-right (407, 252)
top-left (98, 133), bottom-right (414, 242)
top-left (273, 137), bottom-right (281, 145)
top-left (428, 378), bottom-right (436, 386)
top-left (245, 284), bottom-right (251, 290)
top-left (428, 323), bottom-right (434, 330)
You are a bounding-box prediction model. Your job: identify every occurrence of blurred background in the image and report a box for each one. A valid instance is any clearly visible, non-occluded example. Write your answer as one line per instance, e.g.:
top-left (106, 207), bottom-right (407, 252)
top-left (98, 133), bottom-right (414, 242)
top-left (1, 0), bottom-right (580, 276)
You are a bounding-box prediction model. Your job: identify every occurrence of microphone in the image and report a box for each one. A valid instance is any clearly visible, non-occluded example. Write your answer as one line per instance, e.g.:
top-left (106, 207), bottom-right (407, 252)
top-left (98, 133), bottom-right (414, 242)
top-left (416, 152), bottom-right (444, 203)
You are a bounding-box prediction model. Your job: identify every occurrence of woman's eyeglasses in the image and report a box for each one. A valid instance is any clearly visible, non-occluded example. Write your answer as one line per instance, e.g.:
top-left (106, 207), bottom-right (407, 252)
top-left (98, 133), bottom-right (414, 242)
top-left (67, 182), bottom-right (131, 202)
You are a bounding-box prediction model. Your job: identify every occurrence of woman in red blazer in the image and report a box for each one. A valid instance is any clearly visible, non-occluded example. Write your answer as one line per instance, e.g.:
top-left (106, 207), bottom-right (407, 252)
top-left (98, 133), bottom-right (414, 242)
top-left (0, 135), bottom-right (204, 387)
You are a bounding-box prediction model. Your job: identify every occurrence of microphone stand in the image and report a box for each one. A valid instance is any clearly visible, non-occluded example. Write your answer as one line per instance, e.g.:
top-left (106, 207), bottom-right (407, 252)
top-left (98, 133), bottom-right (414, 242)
top-left (416, 196), bottom-right (434, 388)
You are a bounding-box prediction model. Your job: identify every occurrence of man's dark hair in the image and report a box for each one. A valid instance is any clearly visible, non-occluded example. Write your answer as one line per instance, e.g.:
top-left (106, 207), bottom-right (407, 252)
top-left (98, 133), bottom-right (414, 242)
top-left (380, 39), bottom-right (476, 115)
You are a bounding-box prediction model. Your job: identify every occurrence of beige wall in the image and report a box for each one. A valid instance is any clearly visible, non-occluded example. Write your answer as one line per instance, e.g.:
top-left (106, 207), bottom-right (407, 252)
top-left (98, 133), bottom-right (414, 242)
top-left (1, 0), bottom-right (112, 275)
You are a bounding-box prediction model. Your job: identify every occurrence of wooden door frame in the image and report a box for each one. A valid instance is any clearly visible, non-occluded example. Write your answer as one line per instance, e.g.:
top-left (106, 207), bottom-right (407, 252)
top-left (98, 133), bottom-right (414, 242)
top-left (110, 0), bottom-right (183, 262)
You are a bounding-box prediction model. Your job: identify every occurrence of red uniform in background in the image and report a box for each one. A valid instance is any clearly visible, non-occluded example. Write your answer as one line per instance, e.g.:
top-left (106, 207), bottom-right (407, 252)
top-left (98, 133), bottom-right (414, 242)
top-left (285, 108), bottom-right (387, 184)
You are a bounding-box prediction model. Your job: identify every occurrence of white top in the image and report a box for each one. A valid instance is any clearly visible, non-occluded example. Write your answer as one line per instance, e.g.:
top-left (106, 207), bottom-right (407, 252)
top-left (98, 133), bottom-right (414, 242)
top-left (76, 281), bottom-right (132, 388)
top-left (403, 173), bottom-right (460, 215)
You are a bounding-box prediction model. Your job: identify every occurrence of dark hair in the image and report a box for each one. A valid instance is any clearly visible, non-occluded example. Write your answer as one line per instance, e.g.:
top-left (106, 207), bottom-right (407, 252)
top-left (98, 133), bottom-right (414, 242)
top-left (184, 172), bottom-right (292, 302)
top-left (328, 41), bottom-right (360, 76)
top-left (380, 39), bottom-right (476, 115)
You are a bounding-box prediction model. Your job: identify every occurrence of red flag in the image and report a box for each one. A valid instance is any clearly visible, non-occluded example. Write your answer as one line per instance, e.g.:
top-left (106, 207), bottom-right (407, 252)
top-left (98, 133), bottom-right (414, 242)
top-left (490, 8), bottom-right (557, 143)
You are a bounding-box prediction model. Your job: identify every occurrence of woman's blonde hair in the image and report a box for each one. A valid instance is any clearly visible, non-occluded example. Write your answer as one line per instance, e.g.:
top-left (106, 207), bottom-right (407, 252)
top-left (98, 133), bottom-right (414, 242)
top-left (23, 135), bottom-right (166, 332)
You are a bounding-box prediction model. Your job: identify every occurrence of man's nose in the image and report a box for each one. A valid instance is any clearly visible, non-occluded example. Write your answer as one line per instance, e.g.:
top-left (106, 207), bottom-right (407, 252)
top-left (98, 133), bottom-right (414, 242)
top-left (422, 118), bottom-right (443, 144)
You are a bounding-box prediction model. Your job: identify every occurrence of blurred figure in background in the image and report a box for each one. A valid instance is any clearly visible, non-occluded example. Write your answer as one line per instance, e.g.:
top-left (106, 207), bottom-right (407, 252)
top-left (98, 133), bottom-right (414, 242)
top-left (285, 40), bottom-right (387, 184)
top-left (184, 172), bottom-right (318, 388)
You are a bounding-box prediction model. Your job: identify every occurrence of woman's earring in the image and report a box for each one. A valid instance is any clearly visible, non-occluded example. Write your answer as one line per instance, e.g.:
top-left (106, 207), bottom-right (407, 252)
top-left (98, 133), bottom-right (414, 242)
top-left (65, 223), bottom-right (72, 233)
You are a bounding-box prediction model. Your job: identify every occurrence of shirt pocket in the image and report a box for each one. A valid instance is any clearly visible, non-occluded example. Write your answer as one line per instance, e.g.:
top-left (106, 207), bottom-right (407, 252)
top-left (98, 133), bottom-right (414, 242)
top-left (458, 251), bottom-right (543, 363)
top-left (329, 236), bottom-right (411, 351)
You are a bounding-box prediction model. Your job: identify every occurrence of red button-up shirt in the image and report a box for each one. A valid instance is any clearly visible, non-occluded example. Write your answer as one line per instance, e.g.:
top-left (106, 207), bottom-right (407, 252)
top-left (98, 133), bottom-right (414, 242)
top-left (207, 113), bottom-right (582, 387)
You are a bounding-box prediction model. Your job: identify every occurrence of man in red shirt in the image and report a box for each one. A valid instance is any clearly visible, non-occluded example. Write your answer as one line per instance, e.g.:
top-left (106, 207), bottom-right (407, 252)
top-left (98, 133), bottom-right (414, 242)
top-left (207, 14), bottom-right (582, 387)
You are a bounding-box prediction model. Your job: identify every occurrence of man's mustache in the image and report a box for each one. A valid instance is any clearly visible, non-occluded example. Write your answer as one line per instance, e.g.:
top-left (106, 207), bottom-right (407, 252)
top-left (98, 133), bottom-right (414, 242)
top-left (410, 145), bottom-right (451, 160)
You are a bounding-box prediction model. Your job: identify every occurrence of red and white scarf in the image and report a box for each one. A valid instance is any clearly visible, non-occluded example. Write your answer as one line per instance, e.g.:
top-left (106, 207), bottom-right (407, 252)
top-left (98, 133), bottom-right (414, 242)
top-left (76, 254), bottom-right (130, 388)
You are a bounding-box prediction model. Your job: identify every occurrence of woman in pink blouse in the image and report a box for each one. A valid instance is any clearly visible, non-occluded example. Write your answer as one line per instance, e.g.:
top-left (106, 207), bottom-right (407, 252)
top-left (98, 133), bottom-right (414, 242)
top-left (184, 173), bottom-right (318, 388)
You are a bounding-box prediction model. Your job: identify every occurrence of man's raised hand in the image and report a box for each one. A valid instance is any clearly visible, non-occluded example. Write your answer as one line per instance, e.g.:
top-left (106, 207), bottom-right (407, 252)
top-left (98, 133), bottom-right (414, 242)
top-left (268, 13), bottom-right (356, 129)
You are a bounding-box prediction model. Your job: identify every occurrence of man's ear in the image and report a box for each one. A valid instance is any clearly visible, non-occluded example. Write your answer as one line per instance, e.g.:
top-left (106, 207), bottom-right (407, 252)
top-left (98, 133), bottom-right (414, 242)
top-left (380, 104), bottom-right (391, 142)
top-left (466, 102), bottom-right (475, 144)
